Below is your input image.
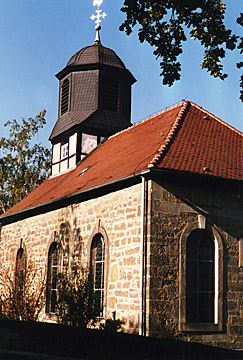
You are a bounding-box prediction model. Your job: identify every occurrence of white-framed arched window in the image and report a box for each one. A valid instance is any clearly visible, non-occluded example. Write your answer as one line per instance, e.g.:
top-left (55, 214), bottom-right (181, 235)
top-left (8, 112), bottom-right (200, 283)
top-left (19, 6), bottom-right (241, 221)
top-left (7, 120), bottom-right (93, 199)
top-left (186, 229), bottom-right (215, 323)
top-left (46, 242), bottom-right (60, 314)
top-left (91, 233), bottom-right (105, 318)
top-left (179, 220), bottom-right (223, 332)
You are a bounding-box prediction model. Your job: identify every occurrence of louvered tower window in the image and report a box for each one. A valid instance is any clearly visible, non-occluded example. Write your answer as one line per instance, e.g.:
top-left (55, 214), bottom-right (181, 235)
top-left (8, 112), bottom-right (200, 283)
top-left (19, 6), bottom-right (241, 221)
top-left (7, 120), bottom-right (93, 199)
top-left (61, 79), bottom-right (69, 115)
top-left (101, 78), bottom-right (119, 112)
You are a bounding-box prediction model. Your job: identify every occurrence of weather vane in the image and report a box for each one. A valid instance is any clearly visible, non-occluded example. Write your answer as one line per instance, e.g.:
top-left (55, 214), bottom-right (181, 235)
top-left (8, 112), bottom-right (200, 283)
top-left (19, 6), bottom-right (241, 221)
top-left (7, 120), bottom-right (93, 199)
top-left (90, 0), bottom-right (107, 43)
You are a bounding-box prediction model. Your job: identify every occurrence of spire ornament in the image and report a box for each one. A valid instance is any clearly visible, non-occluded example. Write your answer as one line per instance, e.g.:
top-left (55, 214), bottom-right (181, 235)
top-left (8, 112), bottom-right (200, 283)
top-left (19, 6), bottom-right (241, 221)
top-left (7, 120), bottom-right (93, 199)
top-left (90, 0), bottom-right (107, 44)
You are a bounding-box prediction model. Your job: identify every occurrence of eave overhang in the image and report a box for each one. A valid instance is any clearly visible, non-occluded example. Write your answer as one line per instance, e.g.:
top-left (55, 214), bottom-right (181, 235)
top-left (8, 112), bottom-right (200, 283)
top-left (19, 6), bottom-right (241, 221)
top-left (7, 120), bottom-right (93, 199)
top-left (0, 170), bottom-right (150, 226)
top-left (1, 167), bottom-right (242, 227)
top-left (55, 63), bottom-right (136, 84)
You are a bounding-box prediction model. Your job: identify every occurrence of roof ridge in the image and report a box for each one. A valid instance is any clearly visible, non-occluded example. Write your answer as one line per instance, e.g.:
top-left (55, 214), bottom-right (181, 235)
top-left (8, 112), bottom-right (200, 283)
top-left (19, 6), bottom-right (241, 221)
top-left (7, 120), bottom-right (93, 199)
top-left (191, 102), bottom-right (243, 137)
top-left (109, 101), bottom-right (185, 141)
top-left (148, 101), bottom-right (191, 168)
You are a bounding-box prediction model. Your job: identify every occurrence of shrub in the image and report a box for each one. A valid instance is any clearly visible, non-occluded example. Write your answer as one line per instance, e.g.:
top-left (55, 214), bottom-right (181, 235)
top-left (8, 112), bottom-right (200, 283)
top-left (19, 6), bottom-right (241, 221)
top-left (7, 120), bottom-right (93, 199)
top-left (0, 262), bottom-right (46, 321)
top-left (100, 311), bottom-right (124, 332)
top-left (55, 270), bottom-right (96, 328)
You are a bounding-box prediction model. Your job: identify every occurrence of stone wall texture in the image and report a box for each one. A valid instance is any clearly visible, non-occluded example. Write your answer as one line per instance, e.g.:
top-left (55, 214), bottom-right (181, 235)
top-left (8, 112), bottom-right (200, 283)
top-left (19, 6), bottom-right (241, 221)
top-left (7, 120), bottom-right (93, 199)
top-left (149, 178), bottom-right (243, 350)
top-left (0, 183), bottom-right (142, 333)
top-left (1, 175), bottom-right (243, 350)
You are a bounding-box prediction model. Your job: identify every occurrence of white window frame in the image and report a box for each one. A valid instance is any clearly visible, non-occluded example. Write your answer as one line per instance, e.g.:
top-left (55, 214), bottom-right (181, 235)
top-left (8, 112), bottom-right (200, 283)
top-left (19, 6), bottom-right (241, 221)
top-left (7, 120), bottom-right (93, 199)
top-left (179, 220), bottom-right (224, 332)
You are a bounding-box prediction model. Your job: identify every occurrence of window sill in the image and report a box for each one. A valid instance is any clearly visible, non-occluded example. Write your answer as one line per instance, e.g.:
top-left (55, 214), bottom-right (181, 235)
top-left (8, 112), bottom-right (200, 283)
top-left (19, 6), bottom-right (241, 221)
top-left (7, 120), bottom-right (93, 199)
top-left (181, 323), bottom-right (223, 333)
top-left (45, 312), bottom-right (57, 322)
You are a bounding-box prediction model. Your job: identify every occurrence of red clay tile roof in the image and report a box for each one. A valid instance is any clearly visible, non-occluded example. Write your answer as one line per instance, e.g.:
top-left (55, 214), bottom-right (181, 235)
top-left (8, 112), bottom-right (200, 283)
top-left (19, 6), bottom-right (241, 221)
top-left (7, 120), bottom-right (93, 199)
top-left (2, 101), bottom-right (243, 217)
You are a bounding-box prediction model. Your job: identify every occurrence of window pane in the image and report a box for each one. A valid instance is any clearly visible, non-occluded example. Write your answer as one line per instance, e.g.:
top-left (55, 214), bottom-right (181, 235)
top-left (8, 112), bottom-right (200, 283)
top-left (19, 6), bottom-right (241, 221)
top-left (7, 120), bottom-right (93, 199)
top-left (63, 250), bottom-right (69, 272)
top-left (96, 239), bottom-right (104, 261)
top-left (15, 247), bottom-right (27, 299)
top-left (199, 235), bottom-right (214, 261)
top-left (53, 250), bottom-right (58, 266)
top-left (198, 293), bottom-right (214, 323)
top-left (61, 143), bottom-right (69, 160)
top-left (186, 260), bottom-right (197, 291)
top-left (187, 235), bottom-right (197, 260)
top-left (47, 243), bottom-right (59, 313)
top-left (199, 261), bottom-right (214, 291)
top-left (95, 262), bottom-right (102, 289)
top-left (186, 230), bottom-right (215, 324)
top-left (51, 267), bottom-right (57, 289)
top-left (94, 291), bottom-right (102, 317)
top-left (50, 290), bottom-right (57, 313)
top-left (82, 134), bottom-right (97, 154)
top-left (186, 292), bottom-right (198, 323)
top-left (91, 234), bottom-right (105, 318)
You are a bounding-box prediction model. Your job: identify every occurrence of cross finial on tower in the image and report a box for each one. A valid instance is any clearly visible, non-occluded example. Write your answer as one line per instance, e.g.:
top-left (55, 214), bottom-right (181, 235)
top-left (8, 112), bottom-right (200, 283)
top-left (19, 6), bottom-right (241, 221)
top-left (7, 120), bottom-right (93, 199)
top-left (90, 0), bottom-right (107, 44)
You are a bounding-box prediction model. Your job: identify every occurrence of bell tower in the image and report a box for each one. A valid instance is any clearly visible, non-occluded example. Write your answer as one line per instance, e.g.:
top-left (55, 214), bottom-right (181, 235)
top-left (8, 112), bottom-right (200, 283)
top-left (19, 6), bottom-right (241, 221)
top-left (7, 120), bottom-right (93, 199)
top-left (49, 1), bottom-right (136, 176)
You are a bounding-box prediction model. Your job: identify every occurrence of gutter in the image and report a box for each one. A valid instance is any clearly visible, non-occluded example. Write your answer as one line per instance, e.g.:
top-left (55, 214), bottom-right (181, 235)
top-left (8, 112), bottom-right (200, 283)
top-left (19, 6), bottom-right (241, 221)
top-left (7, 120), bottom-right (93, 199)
top-left (139, 176), bottom-right (145, 335)
top-left (139, 176), bottom-right (148, 336)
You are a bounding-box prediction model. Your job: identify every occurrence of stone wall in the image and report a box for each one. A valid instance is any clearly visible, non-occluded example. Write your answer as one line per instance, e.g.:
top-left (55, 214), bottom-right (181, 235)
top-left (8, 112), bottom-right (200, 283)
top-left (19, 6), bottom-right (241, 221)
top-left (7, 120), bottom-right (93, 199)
top-left (1, 174), bottom-right (243, 348)
top-left (149, 178), bottom-right (243, 350)
top-left (148, 181), bottom-right (197, 337)
top-left (0, 183), bottom-right (142, 333)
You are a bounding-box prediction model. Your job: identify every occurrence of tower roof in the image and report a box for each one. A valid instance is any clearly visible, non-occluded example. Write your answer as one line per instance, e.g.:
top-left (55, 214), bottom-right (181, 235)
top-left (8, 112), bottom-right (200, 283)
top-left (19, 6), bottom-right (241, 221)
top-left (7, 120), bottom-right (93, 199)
top-left (56, 43), bottom-right (130, 80)
top-left (51, 42), bottom-right (136, 141)
top-left (66, 43), bottom-right (126, 70)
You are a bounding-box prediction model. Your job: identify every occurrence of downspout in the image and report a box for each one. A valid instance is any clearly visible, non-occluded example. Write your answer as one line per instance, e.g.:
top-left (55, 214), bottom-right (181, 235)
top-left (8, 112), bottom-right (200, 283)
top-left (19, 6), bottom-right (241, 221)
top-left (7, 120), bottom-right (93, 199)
top-left (139, 176), bottom-right (146, 336)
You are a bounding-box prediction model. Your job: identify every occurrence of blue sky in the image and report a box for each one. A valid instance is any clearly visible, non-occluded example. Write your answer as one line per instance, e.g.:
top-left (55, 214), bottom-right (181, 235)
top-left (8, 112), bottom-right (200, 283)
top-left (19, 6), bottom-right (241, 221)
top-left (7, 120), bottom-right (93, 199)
top-left (0, 0), bottom-right (242, 149)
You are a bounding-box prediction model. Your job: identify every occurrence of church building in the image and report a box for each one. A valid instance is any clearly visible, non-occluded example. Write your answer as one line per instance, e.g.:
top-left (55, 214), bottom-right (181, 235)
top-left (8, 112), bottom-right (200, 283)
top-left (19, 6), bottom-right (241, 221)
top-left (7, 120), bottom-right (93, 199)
top-left (0, 5), bottom-right (243, 350)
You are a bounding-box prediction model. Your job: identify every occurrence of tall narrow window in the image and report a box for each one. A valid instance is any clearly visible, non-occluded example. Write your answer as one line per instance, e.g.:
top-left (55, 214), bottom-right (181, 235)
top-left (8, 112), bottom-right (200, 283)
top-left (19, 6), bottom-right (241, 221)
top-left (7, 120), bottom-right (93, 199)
top-left (46, 242), bottom-right (59, 313)
top-left (15, 247), bottom-right (27, 296)
top-left (61, 79), bottom-right (69, 115)
top-left (186, 230), bottom-right (214, 323)
top-left (91, 234), bottom-right (105, 318)
top-left (60, 223), bottom-right (70, 274)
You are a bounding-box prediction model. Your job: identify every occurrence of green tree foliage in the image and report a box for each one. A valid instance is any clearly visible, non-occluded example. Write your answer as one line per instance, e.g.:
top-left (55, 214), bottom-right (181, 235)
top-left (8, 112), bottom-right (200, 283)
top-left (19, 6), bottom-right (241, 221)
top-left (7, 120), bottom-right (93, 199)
top-left (0, 110), bottom-right (51, 214)
top-left (56, 271), bottom-right (96, 328)
top-left (0, 262), bottom-right (46, 321)
top-left (120, 1), bottom-right (243, 100)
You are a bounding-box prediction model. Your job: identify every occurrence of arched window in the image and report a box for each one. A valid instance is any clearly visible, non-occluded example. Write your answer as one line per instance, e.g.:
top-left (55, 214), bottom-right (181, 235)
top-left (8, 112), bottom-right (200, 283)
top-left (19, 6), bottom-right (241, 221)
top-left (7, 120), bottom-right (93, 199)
top-left (15, 247), bottom-right (27, 295)
top-left (186, 230), bottom-right (214, 323)
top-left (91, 234), bottom-right (105, 318)
top-left (60, 222), bottom-right (70, 274)
top-left (60, 79), bottom-right (69, 115)
top-left (46, 242), bottom-right (59, 313)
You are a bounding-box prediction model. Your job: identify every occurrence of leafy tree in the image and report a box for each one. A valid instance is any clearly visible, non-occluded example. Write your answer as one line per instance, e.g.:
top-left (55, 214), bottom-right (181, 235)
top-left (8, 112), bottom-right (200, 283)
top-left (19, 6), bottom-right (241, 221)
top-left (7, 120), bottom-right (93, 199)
top-left (0, 110), bottom-right (51, 214)
top-left (0, 262), bottom-right (46, 321)
top-left (120, 1), bottom-right (243, 100)
top-left (56, 270), bottom-right (96, 328)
